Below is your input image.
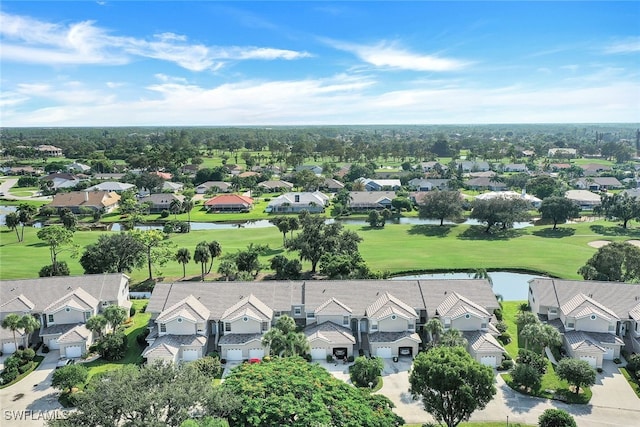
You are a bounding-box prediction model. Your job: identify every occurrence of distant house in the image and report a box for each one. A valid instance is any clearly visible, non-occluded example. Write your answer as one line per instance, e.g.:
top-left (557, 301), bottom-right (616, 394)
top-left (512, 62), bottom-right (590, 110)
top-left (503, 163), bottom-right (528, 173)
top-left (574, 177), bottom-right (623, 191)
top-left (623, 188), bottom-right (640, 198)
top-left (258, 180), bottom-right (294, 192)
top-left (295, 165), bottom-right (323, 175)
top-left (468, 171), bottom-right (497, 178)
top-left (420, 161), bottom-right (447, 173)
top-left (36, 145), bottom-right (63, 157)
top-left (162, 182), bottom-right (184, 193)
top-left (204, 194), bottom-right (254, 213)
top-left (464, 177), bottom-right (507, 191)
top-left (152, 171), bottom-right (173, 180)
top-left (181, 164), bottom-right (200, 175)
top-left (48, 191), bottom-right (121, 213)
top-left (565, 190), bottom-right (601, 209)
top-left (139, 193), bottom-right (185, 213)
top-left (42, 173), bottom-right (83, 190)
top-left (266, 191), bottom-right (329, 214)
top-left (356, 178), bottom-right (402, 191)
top-left (580, 164), bottom-right (612, 177)
top-left (238, 171), bottom-right (260, 179)
top-left (196, 181), bottom-right (231, 194)
top-left (319, 178), bottom-right (345, 193)
top-left (407, 178), bottom-right (450, 191)
top-left (550, 163), bottom-right (571, 171)
top-left (94, 173), bottom-right (126, 181)
top-left (456, 160), bottom-right (490, 173)
top-left (475, 191), bottom-right (542, 208)
top-left (66, 162), bottom-right (91, 173)
top-left (85, 182), bottom-right (135, 193)
top-left (348, 191), bottom-right (395, 211)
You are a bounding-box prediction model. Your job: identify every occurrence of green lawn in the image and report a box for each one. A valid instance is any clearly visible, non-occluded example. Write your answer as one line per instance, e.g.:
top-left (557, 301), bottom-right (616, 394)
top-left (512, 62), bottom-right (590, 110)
top-left (2, 219), bottom-right (640, 283)
top-left (620, 368), bottom-right (640, 398)
top-left (82, 300), bottom-right (151, 379)
top-left (500, 301), bottom-right (524, 358)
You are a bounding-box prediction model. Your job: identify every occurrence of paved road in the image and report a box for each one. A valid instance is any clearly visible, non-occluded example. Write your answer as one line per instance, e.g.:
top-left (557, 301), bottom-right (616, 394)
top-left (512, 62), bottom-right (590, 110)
top-left (0, 351), bottom-right (69, 427)
top-left (0, 178), bottom-right (52, 201)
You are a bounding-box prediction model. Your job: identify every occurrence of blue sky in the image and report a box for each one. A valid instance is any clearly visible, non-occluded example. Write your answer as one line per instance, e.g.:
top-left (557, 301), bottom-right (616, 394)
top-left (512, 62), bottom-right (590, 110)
top-left (1, 1), bottom-right (639, 126)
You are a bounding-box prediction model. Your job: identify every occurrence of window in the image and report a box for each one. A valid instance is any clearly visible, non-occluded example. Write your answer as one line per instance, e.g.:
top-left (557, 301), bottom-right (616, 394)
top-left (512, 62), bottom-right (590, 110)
top-left (391, 314), bottom-right (397, 320)
top-left (549, 309), bottom-right (557, 314)
top-left (225, 323), bottom-right (231, 332)
top-left (371, 322), bottom-right (378, 331)
top-left (294, 307), bottom-right (301, 316)
top-left (262, 322), bottom-right (269, 332)
top-left (307, 312), bottom-right (315, 318)
top-left (48, 314), bottom-right (54, 323)
top-left (197, 324), bottom-right (205, 333)
top-left (408, 322), bottom-right (414, 330)
top-left (65, 307), bottom-right (71, 312)
top-left (567, 322), bottom-right (574, 328)
top-left (177, 317), bottom-right (183, 323)
top-left (608, 324), bottom-right (615, 332)
top-left (481, 322), bottom-right (487, 329)
top-left (84, 311), bottom-right (91, 321)
top-left (590, 314), bottom-right (597, 320)
top-left (160, 323), bottom-right (166, 333)
top-left (343, 316), bottom-right (349, 326)
top-left (464, 314), bottom-right (471, 319)
top-left (295, 195), bottom-right (300, 203)
top-left (242, 316), bottom-right (248, 322)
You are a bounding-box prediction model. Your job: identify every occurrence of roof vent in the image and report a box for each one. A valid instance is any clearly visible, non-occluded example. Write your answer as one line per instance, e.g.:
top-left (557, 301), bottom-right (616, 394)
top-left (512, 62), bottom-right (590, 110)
top-left (588, 293), bottom-right (593, 298)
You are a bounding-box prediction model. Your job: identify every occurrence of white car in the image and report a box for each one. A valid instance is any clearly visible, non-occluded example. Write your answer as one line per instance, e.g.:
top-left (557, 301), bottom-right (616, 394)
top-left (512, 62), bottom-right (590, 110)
top-left (56, 359), bottom-right (74, 369)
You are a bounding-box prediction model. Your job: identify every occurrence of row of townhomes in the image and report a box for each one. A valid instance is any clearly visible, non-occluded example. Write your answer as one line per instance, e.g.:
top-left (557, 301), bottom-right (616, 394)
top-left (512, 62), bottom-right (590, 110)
top-left (2, 274), bottom-right (640, 372)
top-left (143, 279), bottom-right (507, 366)
top-left (529, 278), bottom-right (640, 368)
top-left (0, 274), bottom-right (131, 358)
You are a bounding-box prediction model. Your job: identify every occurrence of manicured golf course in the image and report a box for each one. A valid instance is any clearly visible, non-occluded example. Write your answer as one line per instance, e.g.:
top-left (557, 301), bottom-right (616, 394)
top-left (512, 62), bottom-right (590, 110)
top-left (2, 218), bottom-right (639, 284)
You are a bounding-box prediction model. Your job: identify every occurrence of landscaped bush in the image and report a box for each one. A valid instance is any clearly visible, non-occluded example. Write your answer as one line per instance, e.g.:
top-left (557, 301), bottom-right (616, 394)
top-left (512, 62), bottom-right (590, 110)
top-left (517, 348), bottom-right (547, 374)
top-left (626, 354), bottom-right (640, 373)
top-left (347, 355), bottom-right (355, 363)
top-left (494, 308), bottom-right (503, 321)
top-left (497, 359), bottom-right (514, 371)
top-left (350, 356), bottom-right (383, 388)
top-left (191, 356), bottom-right (222, 378)
top-left (42, 344), bottom-right (50, 353)
top-left (498, 332), bottom-right (511, 344)
top-left (130, 306), bottom-right (137, 317)
top-left (160, 210), bottom-right (170, 218)
top-left (326, 354), bottom-right (334, 363)
top-left (495, 321), bottom-right (508, 333)
top-left (96, 330), bottom-right (127, 361)
top-left (613, 357), bottom-right (621, 364)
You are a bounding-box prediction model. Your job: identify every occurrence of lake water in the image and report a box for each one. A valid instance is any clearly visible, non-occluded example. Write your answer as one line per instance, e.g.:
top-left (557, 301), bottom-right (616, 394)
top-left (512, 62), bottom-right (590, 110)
top-left (391, 271), bottom-right (542, 301)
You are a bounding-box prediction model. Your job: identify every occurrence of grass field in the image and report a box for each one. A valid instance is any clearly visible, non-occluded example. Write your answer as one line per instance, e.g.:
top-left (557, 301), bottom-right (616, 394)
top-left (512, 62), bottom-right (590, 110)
top-left (2, 219), bottom-right (639, 283)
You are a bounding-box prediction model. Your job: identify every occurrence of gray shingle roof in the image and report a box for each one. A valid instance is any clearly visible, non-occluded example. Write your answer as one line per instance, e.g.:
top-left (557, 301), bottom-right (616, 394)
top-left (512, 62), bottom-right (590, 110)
top-left (57, 324), bottom-right (91, 344)
top-left (464, 331), bottom-right (505, 353)
top-left (156, 295), bottom-right (210, 323)
top-left (564, 331), bottom-right (606, 353)
top-left (43, 288), bottom-right (99, 314)
top-left (437, 292), bottom-right (490, 318)
top-left (368, 331), bottom-right (421, 343)
top-left (314, 298), bottom-right (352, 315)
top-left (0, 294), bottom-right (35, 312)
top-left (304, 321), bottom-right (355, 345)
top-left (142, 335), bottom-right (206, 359)
top-left (366, 292), bottom-right (418, 320)
top-left (221, 294), bottom-right (273, 322)
top-left (218, 333), bottom-right (262, 345)
top-left (1, 274), bottom-right (129, 314)
top-left (529, 278), bottom-right (640, 320)
top-left (560, 293), bottom-right (619, 320)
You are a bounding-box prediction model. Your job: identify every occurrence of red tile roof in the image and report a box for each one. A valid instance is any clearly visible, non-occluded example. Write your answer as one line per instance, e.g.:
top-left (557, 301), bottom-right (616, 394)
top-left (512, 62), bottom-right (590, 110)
top-left (204, 194), bottom-right (254, 206)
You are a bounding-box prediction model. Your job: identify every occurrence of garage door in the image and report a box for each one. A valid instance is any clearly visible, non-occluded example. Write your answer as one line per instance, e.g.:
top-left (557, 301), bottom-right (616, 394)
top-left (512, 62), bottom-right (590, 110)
top-left (48, 338), bottom-right (60, 350)
top-left (182, 349), bottom-right (199, 361)
top-left (249, 349), bottom-right (265, 359)
top-left (65, 345), bottom-right (82, 358)
top-left (580, 355), bottom-right (597, 368)
top-left (603, 347), bottom-right (614, 360)
top-left (376, 347), bottom-right (392, 358)
top-left (226, 349), bottom-right (243, 361)
top-left (480, 355), bottom-right (496, 367)
top-left (2, 342), bottom-right (16, 354)
top-left (310, 348), bottom-right (327, 360)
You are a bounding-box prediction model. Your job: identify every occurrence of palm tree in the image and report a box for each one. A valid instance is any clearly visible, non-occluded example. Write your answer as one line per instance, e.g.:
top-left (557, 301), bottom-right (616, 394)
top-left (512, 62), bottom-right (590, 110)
top-left (1, 313), bottom-right (22, 351)
top-left (440, 328), bottom-right (467, 347)
top-left (217, 259), bottom-right (238, 281)
top-left (175, 248), bottom-right (191, 278)
top-left (85, 315), bottom-right (108, 338)
top-left (182, 198), bottom-right (194, 229)
top-left (206, 241), bottom-right (222, 274)
top-left (537, 324), bottom-right (562, 356)
top-left (261, 315), bottom-right (309, 357)
top-left (169, 199), bottom-right (182, 220)
top-left (520, 323), bottom-right (541, 351)
top-left (17, 204), bottom-right (36, 242)
top-left (194, 242), bottom-right (210, 281)
top-left (5, 211), bottom-right (21, 242)
top-left (424, 318), bottom-right (444, 345)
top-left (19, 314), bottom-right (40, 347)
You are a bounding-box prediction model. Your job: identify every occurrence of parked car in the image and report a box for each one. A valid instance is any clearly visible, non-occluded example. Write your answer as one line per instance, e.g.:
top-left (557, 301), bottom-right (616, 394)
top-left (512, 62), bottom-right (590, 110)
top-left (399, 348), bottom-right (412, 356)
top-left (56, 358), bottom-right (75, 369)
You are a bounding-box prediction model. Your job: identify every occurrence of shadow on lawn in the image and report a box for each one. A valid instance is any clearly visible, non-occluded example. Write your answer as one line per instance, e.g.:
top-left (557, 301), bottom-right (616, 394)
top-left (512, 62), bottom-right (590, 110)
top-left (457, 225), bottom-right (526, 240)
top-left (406, 224), bottom-right (454, 238)
top-left (590, 224), bottom-right (640, 237)
top-left (531, 227), bottom-right (576, 238)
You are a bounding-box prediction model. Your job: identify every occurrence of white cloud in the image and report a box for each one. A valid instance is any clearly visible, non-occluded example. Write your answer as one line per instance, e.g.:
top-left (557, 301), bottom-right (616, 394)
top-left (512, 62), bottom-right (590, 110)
top-left (0, 12), bottom-right (311, 71)
top-left (328, 39), bottom-right (469, 72)
top-left (603, 37), bottom-right (640, 54)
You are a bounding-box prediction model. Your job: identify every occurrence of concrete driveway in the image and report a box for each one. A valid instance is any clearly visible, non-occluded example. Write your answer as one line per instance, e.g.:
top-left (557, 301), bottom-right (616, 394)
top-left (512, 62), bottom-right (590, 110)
top-left (0, 351), bottom-right (69, 427)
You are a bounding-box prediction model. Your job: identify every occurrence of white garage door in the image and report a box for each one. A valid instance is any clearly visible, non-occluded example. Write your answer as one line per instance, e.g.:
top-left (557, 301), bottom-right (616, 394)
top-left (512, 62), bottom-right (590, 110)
top-left (2, 342), bottom-right (17, 354)
top-left (226, 349), bottom-right (243, 361)
top-left (65, 345), bottom-right (82, 358)
top-left (48, 338), bottom-right (60, 350)
top-left (603, 347), bottom-right (614, 360)
top-left (182, 349), bottom-right (199, 361)
top-left (249, 349), bottom-right (264, 359)
top-left (580, 355), bottom-right (597, 368)
top-left (480, 355), bottom-right (497, 367)
top-left (376, 347), bottom-right (392, 358)
top-left (310, 348), bottom-right (327, 360)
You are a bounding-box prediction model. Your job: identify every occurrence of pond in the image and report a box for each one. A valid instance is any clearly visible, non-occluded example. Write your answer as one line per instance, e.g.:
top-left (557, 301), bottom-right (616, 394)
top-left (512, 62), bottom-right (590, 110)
top-left (391, 271), bottom-right (544, 301)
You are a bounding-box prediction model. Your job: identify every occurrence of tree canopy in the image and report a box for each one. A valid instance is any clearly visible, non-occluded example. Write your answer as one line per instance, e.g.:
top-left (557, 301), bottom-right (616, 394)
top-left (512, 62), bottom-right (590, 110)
top-left (538, 408), bottom-right (577, 427)
top-left (261, 315), bottom-right (309, 357)
top-left (470, 197), bottom-right (530, 233)
top-left (79, 232), bottom-right (146, 274)
top-left (595, 192), bottom-right (640, 229)
top-left (220, 356), bottom-right (404, 427)
top-left (538, 196), bottom-right (580, 229)
top-left (555, 358), bottom-right (596, 395)
top-left (578, 241), bottom-right (640, 282)
top-left (36, 225), bottom-right (76, 276)
top-left (409, 346), bottom-right (496, 427)
top-left (417, 190), bottom-right (464, 226)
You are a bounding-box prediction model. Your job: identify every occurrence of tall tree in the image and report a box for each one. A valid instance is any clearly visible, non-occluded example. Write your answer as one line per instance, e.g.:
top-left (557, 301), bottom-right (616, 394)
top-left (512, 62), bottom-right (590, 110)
top-left (17, 203), bottom-right (36, 242)
top-left (556, 358), bottom-right (596, 395)
top-left (206, 241), bottom-right (222, 274)
top-left (36, 225), bottom-right (75, 276)
top-left (1, 313), bottom-right (22, 350)
top-left (470, 197), bottom-right (530, 233)
top-left (418, 190), bottom-right (464, 226)
top-left (271, 217), bottom-right (290, 245)
top-left (439, 328), bottom-right (467, 347)
top-left (5, 211), bottom-right (21, 242)
top-left (131, 229), bottom-right (173, 281)
top-left (19, 314), bottom-right (40, 346)
top-left (424, 318), bottom-right (444, 345)
top-left (578, 241), bottom-right (640, 282)
top-left (86, 315), bottom-right (108, 338)
top-left (409, 346), bottom-right (496, 427)
top-left (52, 364), bottom-right (89, 394)
top-left (79, 232), bottom-right (146, 274)
top-left (261, 315), bottom-right (309, 357)
top-left (595, 192), bottom-right (640, 229)
top-left (103, 305), bottom-right (127, 331)
top-left (194, 242), bottom-right (211, 281)
top-left (539, 196), bottom-right (581, 230)
top-left (175, 248), bottom-right (191, 278)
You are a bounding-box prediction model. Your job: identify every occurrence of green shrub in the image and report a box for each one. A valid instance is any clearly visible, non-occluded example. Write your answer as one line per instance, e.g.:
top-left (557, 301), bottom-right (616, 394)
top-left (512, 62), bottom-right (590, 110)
top-left (517, 348), bottom-right (547, 374)
top-left (494, 308), bottom-right (503, 321)
top-left (42, 345), bottom-right (50, 353)
top-left (495, 321), bottom-right (508, 333)
top-left (626, 354), bottom-right (640, 372)
top-left (18, 361), bottom-right (34, 374)
top-left (326, 354), bottom-right (334, 363)
top-left (96, 331), bottom-right (127, 361)
top-left (498, 332), bottom-right (511, 344)
top-left (350, 356), bottom-right (383, 388)
top-left (498, 359), bottom-right (514, 371)
top-left (613, 357), bottom-right (621, 364)
top-left (347, 355), bottom-right (355, 363)
top-left (160, 210), bottom-right (170, 218)
top-left (130, 306), bottom-right (137, 317)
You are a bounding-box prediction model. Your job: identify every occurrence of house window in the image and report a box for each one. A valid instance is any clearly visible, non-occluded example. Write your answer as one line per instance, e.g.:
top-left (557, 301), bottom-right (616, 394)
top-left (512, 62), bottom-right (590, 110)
top-left (84, 312), bottom-right (91, 321)
top-left (371, 322), bottom-right (378, 331)
top-left (481, 322), bottom-right (487, 329)
top-left (408, 322), bottom-right (414, 330)
top-left (567, 322), bottom-right (574, 328)
top-left (343, 316), bottom-right (349, 326)
top-left (197, 325), bottom-right (205, 334)
top-left (307, 312), bottom-right (315, 319)
top-left (65, 307), bottom-right (71, 312)
top-left (262, 322), bottom-right (269, 332)
top-left (391, 314), bottom-right (397, 320)
top-left (160, 323), bottom-right (166, 333)
top-left (48, 314), bottom-right (54, 323)
top-left (608, 324), bottom-right (615, 332)
top-left (243, 316), bottom-right (248, 322)
top-left (225, 323), bottom-right (231, 332)
top-left (294, 307), bottom-right (301, 316)
top-left (177, 318), bottom-right (183, 323)
top-left (549, 309), bottom-right (557, 314)
top-left (465, 314), bottom-right (471, 319)
top-left (295, 195), bottom-right (300, 203)
top-left (590, 314), bottom-right (597, 320)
